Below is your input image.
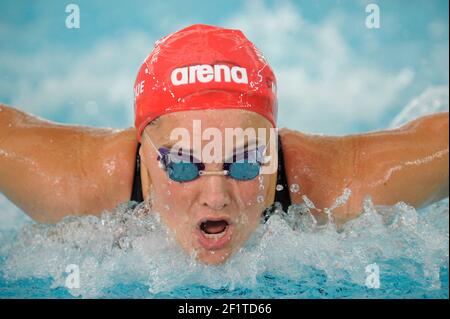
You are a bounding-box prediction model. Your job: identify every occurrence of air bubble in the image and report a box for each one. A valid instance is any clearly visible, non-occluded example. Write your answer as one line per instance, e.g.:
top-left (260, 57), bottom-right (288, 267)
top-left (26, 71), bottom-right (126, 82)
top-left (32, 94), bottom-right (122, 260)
top-left (302, 195), bottom-right (316, 209)
top-left (257, 195), bottom-right (264, 203)
top-left (289, 184), bottom-right (300, 193)
top-left (117, 236), bottom-right (131, 250)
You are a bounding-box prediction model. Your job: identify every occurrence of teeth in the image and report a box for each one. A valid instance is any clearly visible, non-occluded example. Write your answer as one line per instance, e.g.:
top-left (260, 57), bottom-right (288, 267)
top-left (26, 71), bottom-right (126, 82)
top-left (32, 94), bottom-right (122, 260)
top-left (202, 226), bottom-right (228, 239)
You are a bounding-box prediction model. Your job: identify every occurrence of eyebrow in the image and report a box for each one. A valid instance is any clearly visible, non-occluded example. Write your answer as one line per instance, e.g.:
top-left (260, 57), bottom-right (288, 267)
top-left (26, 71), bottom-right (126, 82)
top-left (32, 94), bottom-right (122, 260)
top-left (161, 141), bottom-right (178, 149)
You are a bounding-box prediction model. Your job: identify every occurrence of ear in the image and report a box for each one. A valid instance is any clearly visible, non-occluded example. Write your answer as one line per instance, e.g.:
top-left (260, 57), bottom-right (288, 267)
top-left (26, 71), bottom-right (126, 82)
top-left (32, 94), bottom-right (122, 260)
top-left (139, 146), bottom-right (152, 202)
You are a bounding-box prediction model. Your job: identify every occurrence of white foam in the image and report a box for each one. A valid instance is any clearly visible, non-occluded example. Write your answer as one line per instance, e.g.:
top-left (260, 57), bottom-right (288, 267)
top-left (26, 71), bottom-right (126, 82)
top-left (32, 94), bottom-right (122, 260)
top-left (390, 86), bottom-right (449, 128)
top-left (2, 195), bottom-right (448, 298)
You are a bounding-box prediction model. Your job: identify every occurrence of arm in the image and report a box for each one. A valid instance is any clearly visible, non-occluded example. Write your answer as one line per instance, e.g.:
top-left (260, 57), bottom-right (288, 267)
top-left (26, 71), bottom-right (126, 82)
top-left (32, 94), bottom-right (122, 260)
top-left (280, 112), bottom-right (448, 225)
top-left (0, 104), bottom-right (138, 223)
top-left (344, 112), bottom-right (449, 222)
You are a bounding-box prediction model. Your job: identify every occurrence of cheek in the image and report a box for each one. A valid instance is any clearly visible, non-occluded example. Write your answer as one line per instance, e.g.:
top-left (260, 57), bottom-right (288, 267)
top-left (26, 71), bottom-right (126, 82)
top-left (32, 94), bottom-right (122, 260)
top-left (233, 178), bottom-right (267, 222)
top-left (234, 175), bottom-right (271, 206)
top-left (154, 181), bottom-right (193, 214)
top-left (152, 182), bottom-right (197, 228)
top-left (147, 162), bottom-right (187, 205)
top-left (235, 174), bottom-right (275, 228)
top-left (163, 184), bottom-right (196, 210)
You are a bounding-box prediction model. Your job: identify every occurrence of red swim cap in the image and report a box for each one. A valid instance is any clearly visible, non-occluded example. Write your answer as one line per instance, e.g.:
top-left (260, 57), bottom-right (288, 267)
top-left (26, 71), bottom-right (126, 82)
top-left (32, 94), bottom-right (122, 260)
top-left (134, 24), bottom-right (277, 142)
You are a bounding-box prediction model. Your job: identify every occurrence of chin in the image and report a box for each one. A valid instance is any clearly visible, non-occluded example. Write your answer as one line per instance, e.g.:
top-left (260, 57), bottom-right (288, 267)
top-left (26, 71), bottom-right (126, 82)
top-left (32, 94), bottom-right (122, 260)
top-left (195, 248), bottom-right (234, 265)
top-left (175, 235), bottom-right (235, 265)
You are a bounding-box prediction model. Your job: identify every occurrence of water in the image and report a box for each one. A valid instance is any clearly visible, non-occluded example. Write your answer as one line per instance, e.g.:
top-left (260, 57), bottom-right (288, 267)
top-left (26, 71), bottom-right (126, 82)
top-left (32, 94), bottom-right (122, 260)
top-left (0, 196), bottom-right (448, 299)
top-left (390, 86), bottom-right (449, 128)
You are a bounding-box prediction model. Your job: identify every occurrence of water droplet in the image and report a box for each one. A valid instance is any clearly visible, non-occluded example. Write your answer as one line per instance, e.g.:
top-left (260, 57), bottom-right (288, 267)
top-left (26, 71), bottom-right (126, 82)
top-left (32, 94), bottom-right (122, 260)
top-left (259, 184), bottom-right (265, 190)
top-left (117, 236), bottom-right (131, 250)
top-left (276, 184), bottom-right (284, 191)
top-left (167, 190), bottom-right (171, 195)
top-left (329, 188), bottom-right (352, 211)
top-left (290, 183), bottom-right (300, 193)
top-left (257, 195), bottom-right (264, 203)
top-left (302, 195), bottom-right (316, 209)
top-left (258, 175), bottom-right (264, 183)
top-left (164, 204), bottom-right (170, 211)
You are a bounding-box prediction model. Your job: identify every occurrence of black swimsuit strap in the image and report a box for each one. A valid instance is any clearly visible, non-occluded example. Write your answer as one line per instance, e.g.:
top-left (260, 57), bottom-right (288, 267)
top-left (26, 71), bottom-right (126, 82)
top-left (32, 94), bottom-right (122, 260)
top-left (261, 135), bottom-right (292, 222)
top-left (130, 143), bottom-right (144, 203)
top-left (274, 136), bottom-right (291, 209)
top-left (130, 135), bottom-right (292, 220)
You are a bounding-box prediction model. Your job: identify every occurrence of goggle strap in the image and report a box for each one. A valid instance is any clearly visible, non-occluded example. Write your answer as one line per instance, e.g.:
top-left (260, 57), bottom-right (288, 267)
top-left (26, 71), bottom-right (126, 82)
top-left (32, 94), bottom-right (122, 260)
top-left (143, 131), bottom-right (164, 159)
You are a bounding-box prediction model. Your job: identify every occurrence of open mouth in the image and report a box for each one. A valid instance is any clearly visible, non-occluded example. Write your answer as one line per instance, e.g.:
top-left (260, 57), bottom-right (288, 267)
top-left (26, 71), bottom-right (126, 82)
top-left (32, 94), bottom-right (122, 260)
top-left (200, 220), bottom-right (229, 236)
top-left (196, 218), bottom-right (233, 250)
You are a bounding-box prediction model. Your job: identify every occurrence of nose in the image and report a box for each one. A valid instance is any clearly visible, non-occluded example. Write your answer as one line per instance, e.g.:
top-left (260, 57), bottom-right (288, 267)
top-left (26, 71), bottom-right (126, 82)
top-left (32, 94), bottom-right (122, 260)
top-left (198, 174), bottom-right (231, 210)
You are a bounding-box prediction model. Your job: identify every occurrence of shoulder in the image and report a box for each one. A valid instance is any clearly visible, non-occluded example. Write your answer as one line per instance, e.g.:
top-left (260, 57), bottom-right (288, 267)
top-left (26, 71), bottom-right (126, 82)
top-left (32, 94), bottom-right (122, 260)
top-left (278, 128), bottom-right (355, 223)
top-left (0, 103), bottom-right (140, 222)
top-left (31, 124), bottom-right (140, 219)
top-left (78, 127), bottom-right (138, 214)
top-left (278, 128), bottom-right (350, 166)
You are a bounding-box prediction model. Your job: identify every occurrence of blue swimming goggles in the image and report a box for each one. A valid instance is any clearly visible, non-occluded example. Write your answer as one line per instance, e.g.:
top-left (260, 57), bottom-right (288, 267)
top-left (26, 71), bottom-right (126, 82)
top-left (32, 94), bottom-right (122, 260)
top-left (145, 134), bottom-right (271, 182)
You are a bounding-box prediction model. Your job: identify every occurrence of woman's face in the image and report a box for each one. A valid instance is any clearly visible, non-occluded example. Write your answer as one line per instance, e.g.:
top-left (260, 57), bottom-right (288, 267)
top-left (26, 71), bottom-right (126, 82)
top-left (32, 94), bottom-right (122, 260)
top-left (139, 109), bottom-right (277, 264)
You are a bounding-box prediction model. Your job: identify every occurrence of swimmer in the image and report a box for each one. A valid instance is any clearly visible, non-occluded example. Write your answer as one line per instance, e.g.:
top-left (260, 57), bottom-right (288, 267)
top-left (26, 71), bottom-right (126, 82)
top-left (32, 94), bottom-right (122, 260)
top-left (0, 24), bottom-right (448, 264)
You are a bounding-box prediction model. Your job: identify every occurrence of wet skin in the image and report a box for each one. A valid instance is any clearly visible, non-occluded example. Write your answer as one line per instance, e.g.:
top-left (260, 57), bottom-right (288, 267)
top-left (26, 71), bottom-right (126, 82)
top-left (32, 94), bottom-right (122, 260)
top-left (0, 104), bottom-right (448, 263)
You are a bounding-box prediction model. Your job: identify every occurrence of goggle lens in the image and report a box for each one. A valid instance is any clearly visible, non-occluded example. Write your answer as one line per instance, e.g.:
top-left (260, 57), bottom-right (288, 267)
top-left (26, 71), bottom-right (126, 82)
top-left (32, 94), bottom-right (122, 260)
top-left (158, 146), bottom-right (267, 183)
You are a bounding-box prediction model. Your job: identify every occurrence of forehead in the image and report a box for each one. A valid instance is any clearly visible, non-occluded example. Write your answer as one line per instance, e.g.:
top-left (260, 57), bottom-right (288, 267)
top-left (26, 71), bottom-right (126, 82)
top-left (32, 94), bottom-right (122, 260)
top-left (146, 109), bottom-right (273, 143)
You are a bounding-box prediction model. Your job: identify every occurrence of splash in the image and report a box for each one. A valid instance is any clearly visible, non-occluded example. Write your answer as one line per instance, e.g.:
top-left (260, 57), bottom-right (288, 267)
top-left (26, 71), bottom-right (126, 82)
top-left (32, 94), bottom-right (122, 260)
top-left (1, 195), bottom-right (448, 298)
top-left (390, 86), bottom-right (449, 128)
